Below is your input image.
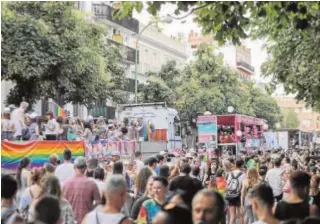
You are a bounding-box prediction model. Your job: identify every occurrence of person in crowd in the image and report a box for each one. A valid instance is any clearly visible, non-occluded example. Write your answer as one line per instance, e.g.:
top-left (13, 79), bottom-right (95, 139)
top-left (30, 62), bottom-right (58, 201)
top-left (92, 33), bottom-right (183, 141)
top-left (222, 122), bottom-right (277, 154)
top-left (134, 151), bottom-right (145, 174)
top-left (249, 184), bottom-right (279, 224)
top-left (274, 171), bottom-right (310, 221)
top-left (152, 204), bottom-right (193, 224)
top-left (134, 167), bottom-right (153, 199)
top-left (204, 159), bottom-right (219, 187)
top-left (190, 165), bottom-right (201, 180)
top-left (310, 174), bottom-right (320, 216)
top-left (226, 158), bottom-right (245, 224)
top-left (44, 111), bottom-right (59, 140)
top-left (215, 168), bottom-right (227, 198)
top-left (169, 163), bottom-right (202, 209)
top-left (49, 153), bottom-right (59, 168)
top-left (1, 175), bottom-right (19, 223)
top-left (43, 163), bottom-right (55, 174)
top-left (113, 161), bottom-right (124, 175)
top-left (168, 159), bottom-right (180, 182)
top-left (93, 167), bottom-right (106, 198)
top-left (265, 157), bottom-right (284, 202)
top-left (86, 158), bottom-right (99, 179)
top-left (131, 176), bottom-right (154, 220)
top-left (19, 168), bottom-right (46, 217)
top-left (145, 157), bottom-right (158, 176)
top-left (63, 156), bottom-right (101, 224)
top-left (137, 176), bottom-right (168, 224)
top-left (112, 151), bottom-right (121, 163)
top-left (155, 155), bottom-right (165, 175)
top-left (258, 165), bottom-right (268, 184)
top-left (32, 196), bottom-right (61, 224)
top-left (30, 175), bottom-right (75, 224)
top-left (11, 101), bottom-right (29, 140)
top-left (57, 116), bottom-right (68, 141)
top-left (75, 118), bottom-right (84, 138)
top-left (55, 149), bottom-right (74, 186)
top-left (82, 121), bottom-right (94, 141)
top-left (241, 167), bottom-right (259, 224)
top-left (82, 175), bottom-right (131, 224)
top-left (22, 114), bottom-right (38, 140)
top-left (16, 157), bottom-right (31, 194)
top-left (159, 165), bottom-right (170, 179)
top-left (1, 108), bottom-right (15, 141)
top-left (192, 189), bottom-right (225, 224)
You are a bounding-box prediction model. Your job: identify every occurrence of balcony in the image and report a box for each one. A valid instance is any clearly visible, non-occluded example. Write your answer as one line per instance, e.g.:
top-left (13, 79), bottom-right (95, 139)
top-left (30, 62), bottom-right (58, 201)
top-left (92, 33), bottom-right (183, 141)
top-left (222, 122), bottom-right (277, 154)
top-left (92, 4), bottom-right (139, 34)
top-left (236, 61), bottom-right (255, 74)
top-left (107, 39), bottom-right (138, 64)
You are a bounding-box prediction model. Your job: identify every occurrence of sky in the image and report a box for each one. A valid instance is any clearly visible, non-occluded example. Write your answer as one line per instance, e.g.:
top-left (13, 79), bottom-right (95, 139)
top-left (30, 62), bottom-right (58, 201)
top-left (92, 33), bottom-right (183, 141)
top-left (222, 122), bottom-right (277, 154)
top-left (133, 2), bottom-right (269, 82)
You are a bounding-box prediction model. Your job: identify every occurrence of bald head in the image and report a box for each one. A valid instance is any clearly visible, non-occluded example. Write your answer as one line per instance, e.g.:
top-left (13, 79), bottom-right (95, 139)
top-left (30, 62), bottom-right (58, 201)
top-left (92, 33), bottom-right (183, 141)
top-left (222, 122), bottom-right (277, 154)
top-left (192, 189), bottom-right (225, 224)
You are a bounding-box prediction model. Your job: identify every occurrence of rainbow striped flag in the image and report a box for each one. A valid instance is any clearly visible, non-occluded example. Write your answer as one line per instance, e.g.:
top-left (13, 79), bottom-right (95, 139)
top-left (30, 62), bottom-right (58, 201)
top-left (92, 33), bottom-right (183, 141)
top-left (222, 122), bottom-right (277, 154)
top-left (53, 101), bottom-right (67, 118)
top-left (1, 141), bottom-right (85, 170)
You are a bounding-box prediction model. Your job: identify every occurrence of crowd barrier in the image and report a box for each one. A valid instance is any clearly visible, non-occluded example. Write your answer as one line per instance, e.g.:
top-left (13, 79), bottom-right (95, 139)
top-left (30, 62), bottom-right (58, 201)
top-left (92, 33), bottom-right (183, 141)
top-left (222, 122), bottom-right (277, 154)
top-left (1, 140), bottom-right (137, 170)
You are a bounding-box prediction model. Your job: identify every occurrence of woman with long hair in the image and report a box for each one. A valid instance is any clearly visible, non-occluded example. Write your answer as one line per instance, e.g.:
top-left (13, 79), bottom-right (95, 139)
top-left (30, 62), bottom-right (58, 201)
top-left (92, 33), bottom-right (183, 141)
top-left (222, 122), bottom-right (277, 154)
top-left (30, 175), bottom-right (75, 224)
top-left (241, 167), bottom-right (259, 224)
top-left (134, 167), bottom-right (153, 199)
top-left (19, 167), bottom-right (46, 220)
top-left (204, 159), bottom-right (219, 188)
top-left (16, 157), bottom-right (31, 192)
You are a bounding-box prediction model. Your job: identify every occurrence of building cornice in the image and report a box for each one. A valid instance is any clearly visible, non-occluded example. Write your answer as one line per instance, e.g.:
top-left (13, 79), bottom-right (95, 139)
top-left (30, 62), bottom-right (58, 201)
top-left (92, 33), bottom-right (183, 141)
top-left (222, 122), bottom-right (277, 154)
top-left (139, 35), bottom-right (189, 60)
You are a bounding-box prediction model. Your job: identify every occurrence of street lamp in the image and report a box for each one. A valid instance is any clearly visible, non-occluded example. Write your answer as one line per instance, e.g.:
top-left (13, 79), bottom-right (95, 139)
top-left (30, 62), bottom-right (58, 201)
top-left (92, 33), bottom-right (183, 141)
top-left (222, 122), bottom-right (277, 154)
top-left (134, 17), bottom-right (173, 103)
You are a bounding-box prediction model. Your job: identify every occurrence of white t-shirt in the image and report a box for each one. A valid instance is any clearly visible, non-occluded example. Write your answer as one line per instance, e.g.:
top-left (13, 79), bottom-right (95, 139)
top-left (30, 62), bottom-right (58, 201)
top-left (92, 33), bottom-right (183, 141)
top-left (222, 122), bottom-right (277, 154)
top-left (45, 119), bottom-right (59, 135)
top-left (265, 167), bottom-right (283, 197)
top-left (54, 163), bottom-right (74, 186)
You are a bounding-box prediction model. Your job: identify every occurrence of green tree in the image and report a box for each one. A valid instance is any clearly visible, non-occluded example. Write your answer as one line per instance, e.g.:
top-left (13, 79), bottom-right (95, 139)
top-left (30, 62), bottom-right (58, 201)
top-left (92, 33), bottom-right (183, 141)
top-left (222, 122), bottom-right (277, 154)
top-left (115, 1), bottom-right (320, 108)
top-left (1, 2), bottom-right (111, 108)
top-left (280, 108), bottom-right (300, 129)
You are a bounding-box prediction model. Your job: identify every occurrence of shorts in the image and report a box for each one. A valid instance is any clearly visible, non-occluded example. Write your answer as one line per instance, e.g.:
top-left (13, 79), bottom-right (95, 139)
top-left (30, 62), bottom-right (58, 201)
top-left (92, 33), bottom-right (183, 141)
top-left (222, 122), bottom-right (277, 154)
top-left (227, 196), bottom-right (241, 207)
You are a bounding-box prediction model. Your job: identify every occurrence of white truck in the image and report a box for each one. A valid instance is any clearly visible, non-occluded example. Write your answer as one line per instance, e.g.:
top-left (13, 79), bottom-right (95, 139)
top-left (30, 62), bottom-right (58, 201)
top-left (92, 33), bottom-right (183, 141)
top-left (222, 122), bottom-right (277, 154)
top-left (116, 102), bottom-right (182, 156)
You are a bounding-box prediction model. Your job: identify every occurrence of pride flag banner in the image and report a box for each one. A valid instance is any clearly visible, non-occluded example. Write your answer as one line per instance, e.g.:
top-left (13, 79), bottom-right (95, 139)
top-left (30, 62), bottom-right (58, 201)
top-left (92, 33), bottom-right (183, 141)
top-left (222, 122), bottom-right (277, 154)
top-left (52, 101), bottom-right (67, 118)
top-left (1, 141), bottom-right (85, 170)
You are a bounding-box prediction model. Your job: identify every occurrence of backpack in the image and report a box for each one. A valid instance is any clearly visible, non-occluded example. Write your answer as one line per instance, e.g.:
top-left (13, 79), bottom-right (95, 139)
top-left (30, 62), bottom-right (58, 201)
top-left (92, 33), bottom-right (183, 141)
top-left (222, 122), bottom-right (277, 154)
top-left (22, 128), bottom-right (31, 140)
top-left (226, 171), bottom-right (243, 200)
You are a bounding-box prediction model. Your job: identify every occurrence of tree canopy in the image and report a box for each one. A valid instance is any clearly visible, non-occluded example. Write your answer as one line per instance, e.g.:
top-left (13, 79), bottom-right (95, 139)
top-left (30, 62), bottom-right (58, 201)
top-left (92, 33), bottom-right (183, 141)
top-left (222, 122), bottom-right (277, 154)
top-left (116, 1), bottom-right (320, 109)
top-left (139, 43), bottom-right (282, 128)
top-left (1, 1), bottom-right (126, 108)
top-left (280, 108), bottom-right (300, 129)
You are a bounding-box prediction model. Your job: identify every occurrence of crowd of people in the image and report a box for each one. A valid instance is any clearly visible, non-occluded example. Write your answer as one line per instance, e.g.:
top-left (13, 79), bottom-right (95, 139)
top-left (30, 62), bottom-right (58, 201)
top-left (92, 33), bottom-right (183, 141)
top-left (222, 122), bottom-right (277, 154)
top-left (1, 101), bottom-right (147, 142)
top-left (2, 146), bottom-right (320, 224)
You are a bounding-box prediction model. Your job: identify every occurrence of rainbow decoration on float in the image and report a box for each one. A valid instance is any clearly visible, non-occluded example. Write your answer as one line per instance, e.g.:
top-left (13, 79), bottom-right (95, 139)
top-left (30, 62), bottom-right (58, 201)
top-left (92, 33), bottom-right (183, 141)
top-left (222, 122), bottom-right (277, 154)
top-left (1, 141), bottom-right (85, 170)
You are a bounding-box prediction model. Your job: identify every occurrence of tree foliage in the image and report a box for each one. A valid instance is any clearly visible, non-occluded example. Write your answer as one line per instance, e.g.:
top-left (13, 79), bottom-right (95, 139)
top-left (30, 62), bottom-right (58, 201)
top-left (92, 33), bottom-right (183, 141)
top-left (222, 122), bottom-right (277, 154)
top-left (139, 43), bottom-right (282, 128)
top-left (280, 108), bottom-right (300, 129)
top-left (115, 1), bottom-right (320, 108)
top-left (1, 2), bottom-right (126, 108)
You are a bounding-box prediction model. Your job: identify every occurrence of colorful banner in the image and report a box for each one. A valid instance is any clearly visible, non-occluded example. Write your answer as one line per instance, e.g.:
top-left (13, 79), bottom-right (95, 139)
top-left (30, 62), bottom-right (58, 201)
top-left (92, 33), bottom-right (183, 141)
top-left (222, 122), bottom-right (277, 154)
top-left (1, 141), bottom-right (85, 170)
top-left (85, 140), bottom-right (136, 161)
top-left (52, 101), bottom-right (67, 118)
top-left (197, 116), bottom-right (218, 148)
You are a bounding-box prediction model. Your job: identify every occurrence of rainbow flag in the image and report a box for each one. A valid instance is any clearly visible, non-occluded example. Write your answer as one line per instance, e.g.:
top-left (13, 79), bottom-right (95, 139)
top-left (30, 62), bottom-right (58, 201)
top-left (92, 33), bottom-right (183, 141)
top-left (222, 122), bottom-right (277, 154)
top-left (1, 141), bottom-right (85, 170)
top-left (53, 101), bottom-right (67, 118)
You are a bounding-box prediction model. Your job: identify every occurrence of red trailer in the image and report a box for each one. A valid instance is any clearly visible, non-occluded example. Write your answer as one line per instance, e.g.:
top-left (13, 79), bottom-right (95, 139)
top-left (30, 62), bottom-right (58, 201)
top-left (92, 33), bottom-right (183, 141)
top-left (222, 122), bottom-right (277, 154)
top-left (217, 114), bottom-right (265, 154)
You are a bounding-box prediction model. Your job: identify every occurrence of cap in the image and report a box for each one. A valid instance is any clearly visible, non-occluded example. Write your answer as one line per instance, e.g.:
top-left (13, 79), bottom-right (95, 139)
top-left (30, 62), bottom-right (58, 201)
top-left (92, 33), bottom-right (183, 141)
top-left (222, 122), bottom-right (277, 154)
top-left (74, 156), bottom-right (87, 169)
top-left (159, 151), bottom-right (167, 156)
top-left (112, 151), bottom-right (121, 157)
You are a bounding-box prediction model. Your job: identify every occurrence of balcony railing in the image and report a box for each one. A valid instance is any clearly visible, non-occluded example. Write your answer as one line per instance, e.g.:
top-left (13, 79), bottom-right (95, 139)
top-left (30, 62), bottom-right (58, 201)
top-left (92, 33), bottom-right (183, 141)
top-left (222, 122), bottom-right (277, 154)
top-left (107, 39), bottom-right (138, 64)
top-left (92, 4), bottom-right (139, 33)
top-left (236, 61), bottom-right (255, 73)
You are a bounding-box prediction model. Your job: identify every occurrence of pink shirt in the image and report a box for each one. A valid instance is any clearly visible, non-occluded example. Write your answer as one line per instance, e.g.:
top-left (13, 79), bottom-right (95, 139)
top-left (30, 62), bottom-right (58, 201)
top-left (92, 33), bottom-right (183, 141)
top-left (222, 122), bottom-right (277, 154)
top-left (63, 174), bottom-right (101, 224)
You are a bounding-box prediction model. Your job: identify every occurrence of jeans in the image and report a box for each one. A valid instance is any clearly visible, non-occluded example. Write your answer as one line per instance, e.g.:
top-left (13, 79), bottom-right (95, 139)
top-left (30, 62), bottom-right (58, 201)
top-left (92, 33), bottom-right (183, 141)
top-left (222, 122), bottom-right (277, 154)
top-left (245, 205), bottom-right (256, 224)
